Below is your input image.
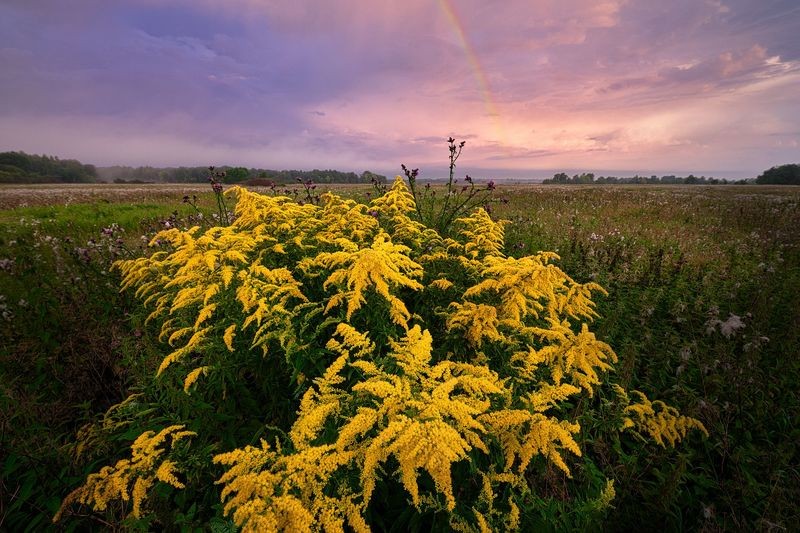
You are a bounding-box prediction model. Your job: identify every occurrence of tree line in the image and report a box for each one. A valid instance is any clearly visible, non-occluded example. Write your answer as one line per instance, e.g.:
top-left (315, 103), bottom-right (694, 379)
top-left (0, 151), bottom-right (98, 183)
top-left (0, 151), bottom-right (388, 185)
top-left (99, 166), bottom-right (387, 185)
top-left (543, 172), bottom-right (737, 185)
top-left (543, 164), bottom-right (800, 185)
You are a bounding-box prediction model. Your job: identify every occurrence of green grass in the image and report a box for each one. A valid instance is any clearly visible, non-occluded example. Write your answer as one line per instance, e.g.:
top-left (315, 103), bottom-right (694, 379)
top-left (1, 184), bottom-right (798, 531)
top-left (0, 192), bottom-right (218, 531)
top-left (1, 202), bottom-right (175, 227)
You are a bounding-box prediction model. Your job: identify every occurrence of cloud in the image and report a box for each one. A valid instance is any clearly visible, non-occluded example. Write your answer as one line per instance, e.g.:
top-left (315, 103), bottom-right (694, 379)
top-left (659, 45), bottom-right (780, 83)
top-left (591, 45), bottom-right (799, 107)
top-left (0, 0), bottom-right (798, 176)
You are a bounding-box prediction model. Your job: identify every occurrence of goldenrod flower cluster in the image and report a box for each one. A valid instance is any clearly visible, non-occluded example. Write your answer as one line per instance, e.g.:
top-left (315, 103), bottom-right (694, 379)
top-left (57, 177), bottom-right (706, 529)
top-left (54, 425), bottom-right (195, 521)
top-left (622, 390), bottom-right (709, 447)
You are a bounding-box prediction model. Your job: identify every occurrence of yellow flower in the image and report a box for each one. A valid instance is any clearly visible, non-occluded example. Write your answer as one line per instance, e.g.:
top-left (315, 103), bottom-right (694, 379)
top-left (622, 390), bottom-right (708, 447)
top-left (223, 324), bottom-right (237, 352)
top-left (429, 278), bottom-right (454, 290)
top-left (183, 366), bottom-right (211, 393)
top-left (593, 479), bottom-right (616, 511)
top-left (316, 232), bottom-right (423, 328)
top-left (455, 208), bottom-right (508, 259)
top-left (55, 426), bottom-right (195, 522)
top-left (447, 301), bottom-right (506, 347)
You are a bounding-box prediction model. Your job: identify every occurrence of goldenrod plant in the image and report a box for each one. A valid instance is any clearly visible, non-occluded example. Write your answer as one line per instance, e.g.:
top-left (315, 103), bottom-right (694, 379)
top-left (55, 177), bottom-right (706, 530)
top-left (401, 137), bottom-right (497, 236)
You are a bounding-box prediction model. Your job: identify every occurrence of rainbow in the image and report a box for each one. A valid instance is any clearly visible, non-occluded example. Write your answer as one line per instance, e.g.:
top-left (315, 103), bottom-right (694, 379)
top-left (437, 0), bottom-right (504, 141)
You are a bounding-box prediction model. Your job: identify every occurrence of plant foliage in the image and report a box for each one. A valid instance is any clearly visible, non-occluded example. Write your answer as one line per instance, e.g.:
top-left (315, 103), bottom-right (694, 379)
top-left (54, 178), bottom-right (706, 530)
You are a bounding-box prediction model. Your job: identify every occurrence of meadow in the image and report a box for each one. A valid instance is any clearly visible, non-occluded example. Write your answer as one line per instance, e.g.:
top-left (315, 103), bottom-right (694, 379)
top-left (1, 182), bottom-right (798, 531)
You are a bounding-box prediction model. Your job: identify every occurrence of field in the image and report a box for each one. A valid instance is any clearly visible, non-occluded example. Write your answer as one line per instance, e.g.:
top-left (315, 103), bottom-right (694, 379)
top-left (1, 182), bottom-right (798, 531)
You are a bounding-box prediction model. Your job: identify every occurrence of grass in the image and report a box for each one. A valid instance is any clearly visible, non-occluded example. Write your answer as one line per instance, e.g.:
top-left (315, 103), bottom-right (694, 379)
top-left (0, 190), bottom-right (214, 530)
top-left (494, 185), bottom-right (800, 531)
top-left (1, 183), bottom-right (798, 531)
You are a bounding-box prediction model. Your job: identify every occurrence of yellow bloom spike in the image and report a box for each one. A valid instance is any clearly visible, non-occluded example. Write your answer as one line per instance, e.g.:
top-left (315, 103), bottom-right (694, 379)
top-left (369, 177), bottom-right (430, 247)
top-left (55, 426), bottom-right (195, 522)
top-left (479, 409), bottom-right (582, 476)
top-left (155, 460), bottom-right (185, 489)
top-left (593, 479), bottom-right (616, 511)
top-left (223, 324), bottom-right (237, 352)
top-left (446, 302), bottom-right (505, 348)
top-left (429, 278), bottom-right (454, 291)
top-left (316, 233), bottom-right (423, 328)
top-left (326, 323), bottom-right (375, 359)
top-left (622, 390), bottom-right (708, 447)
top-left (455, 208), bottom-right (508, 259)
top-left (157, 327), bottom-right (211, 376)
top-left (194, 303), bottom-right (217, 329)
top-left (213, 441), bottom-right (357, 532)
top-left (183, 366), bottom-right (211, 393)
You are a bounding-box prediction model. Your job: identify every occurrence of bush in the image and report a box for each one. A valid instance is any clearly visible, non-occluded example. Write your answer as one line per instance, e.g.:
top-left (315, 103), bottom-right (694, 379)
top-left (54, 178), bottom-right (705, 530)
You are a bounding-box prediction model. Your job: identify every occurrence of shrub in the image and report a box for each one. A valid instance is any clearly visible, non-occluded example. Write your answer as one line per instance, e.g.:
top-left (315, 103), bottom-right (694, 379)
top-left (55, 177), bottom-right (705, 530)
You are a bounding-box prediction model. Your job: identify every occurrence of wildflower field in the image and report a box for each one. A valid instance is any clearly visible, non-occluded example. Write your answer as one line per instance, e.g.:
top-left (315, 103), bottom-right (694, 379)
top-left (1, 181), bottom-right (798, 531)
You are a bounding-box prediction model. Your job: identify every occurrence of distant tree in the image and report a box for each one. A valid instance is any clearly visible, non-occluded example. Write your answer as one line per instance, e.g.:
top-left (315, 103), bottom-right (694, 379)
top-left (225, 167), bottom-right (250, 183)
top-left (546, 172), bottom-right (568, 184)
top-left (756, 164), bottom-right (800, 185)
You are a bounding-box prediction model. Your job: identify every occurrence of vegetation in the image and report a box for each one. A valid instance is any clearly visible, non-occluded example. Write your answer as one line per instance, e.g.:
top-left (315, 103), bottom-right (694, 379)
top-left (755, 163), bottom-right (800, 185)
top-left (543, 172), bottom-right (740, 185)
top-left (1, 180), bottom-right (798, 531)
top-left (100, 165), bottom-right (387, 185)
top-left (47, 178), bottom-right (707, 531)
top-left (0, 150), bottom-right (388, 186)
top-left (401, 137), bottom-right (496, 235)
top-left (0, 151), bottom-right (98, 184)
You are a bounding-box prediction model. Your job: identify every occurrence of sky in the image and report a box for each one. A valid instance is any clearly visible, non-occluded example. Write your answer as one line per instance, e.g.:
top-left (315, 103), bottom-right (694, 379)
top-left (1, 0), bottom-right (798, 180)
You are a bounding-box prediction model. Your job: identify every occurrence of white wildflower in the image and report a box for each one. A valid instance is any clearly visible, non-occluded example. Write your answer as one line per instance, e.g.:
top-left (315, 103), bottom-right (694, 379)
top-left (719, 313), bottom-right (745, 338)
